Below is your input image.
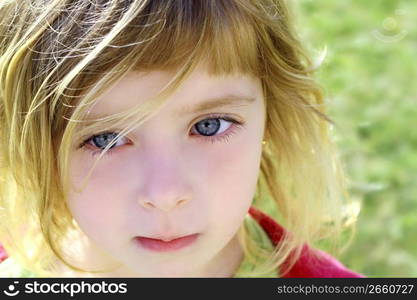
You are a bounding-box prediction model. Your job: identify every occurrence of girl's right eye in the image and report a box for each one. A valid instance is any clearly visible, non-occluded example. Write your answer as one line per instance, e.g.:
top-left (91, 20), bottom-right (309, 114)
top-left (79, 132), bottom-right (130, 157)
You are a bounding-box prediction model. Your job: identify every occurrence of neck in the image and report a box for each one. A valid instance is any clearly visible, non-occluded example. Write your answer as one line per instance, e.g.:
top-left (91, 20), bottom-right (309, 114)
top-left (197, 233), bottom-right (245, 277)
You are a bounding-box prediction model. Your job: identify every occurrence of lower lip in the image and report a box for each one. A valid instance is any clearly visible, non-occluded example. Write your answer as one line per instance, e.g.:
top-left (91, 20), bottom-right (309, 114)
top-left (134, 234), bottom-right (199, 252)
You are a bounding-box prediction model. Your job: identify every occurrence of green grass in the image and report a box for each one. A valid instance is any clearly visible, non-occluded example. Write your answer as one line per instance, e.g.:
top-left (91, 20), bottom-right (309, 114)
top-left (287, 0), bottom-right (417, 277)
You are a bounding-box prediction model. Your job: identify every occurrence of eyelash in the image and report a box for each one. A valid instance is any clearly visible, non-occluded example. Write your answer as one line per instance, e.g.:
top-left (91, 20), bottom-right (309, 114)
top-left (78, 114), bottom-right (245, 157)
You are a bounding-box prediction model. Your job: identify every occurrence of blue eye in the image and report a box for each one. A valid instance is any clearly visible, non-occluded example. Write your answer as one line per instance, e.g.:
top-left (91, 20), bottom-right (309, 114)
top-left (194, 118), bottom-right (221, 136)
top-left (79, 132), bottom-right (130, 157)
top-left (190, 114), bottom-right (244, 144)
top-left (90, 132), bottom-right (121, 149)
top-left (79, 114), bottom-right (244, 157)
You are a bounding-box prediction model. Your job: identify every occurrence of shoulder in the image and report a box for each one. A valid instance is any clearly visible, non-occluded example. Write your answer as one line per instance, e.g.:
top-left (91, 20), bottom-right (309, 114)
top-left (0, 256), bottom-right (35, 277)
top-left (0, 244), bottom-right (7, 263)
top-left (0, 244), bottom-right (38, 277)
top-left (248, 206), bottom-right (365, 278)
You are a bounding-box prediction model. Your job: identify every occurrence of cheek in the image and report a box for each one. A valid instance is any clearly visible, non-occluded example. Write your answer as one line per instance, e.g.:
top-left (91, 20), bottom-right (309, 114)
top-left (67, 157), bottom-right (127, 239)
top-left (205, 134), bottom-right (263, 225)
top-left (215, 123), bottom-right (262, 185)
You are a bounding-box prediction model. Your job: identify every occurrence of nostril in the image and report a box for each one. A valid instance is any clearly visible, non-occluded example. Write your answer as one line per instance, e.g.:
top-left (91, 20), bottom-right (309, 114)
top-left (177, 199), bottom-right (187, 207)
top-left (138, 197), bottom-right (189, 210)
top-left (140, 200), bottom-right (155, 209)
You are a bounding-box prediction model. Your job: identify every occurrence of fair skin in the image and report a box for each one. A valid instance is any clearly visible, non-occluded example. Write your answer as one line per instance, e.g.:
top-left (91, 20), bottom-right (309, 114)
top-left (64, 61), bottom-right (266, 277)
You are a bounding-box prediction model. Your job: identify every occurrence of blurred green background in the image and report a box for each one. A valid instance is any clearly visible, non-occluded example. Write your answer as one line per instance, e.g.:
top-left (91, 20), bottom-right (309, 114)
top-left (290, 0), bottom-right (416, 277)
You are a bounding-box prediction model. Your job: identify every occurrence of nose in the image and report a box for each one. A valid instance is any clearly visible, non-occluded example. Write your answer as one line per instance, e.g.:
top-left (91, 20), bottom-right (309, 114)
top-left (138, 197), bottom-right (189, 212)
top-left (136, 150), bottom-right (192, 212)
top-left (137, 176), bottom-right (192, 212)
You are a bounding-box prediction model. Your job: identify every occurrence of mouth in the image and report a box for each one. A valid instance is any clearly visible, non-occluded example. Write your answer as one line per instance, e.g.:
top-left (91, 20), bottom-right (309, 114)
top-left (134, 234), bottom-right (200, 252)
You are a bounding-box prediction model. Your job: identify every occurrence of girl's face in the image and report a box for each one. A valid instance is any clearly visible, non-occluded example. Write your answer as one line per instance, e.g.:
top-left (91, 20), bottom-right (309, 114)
top-left (67, 61), bottom-right (266, 277)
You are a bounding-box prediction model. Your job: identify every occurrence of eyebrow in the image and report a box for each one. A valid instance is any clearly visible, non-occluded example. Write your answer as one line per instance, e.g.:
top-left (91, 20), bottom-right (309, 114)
top-left (86, 94), bottom-right (256, 121)
top-left (176, 94), bottom-right (256, 115)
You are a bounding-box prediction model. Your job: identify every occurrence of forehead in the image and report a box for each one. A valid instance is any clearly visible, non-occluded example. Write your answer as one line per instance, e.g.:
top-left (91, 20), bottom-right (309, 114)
top-left (86, 62), bottom-right (262, 119)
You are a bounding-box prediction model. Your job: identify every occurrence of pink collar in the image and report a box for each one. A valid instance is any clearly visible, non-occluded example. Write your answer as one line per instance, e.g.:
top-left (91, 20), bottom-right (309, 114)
top-left (248, 206), bottom-right (364, 278)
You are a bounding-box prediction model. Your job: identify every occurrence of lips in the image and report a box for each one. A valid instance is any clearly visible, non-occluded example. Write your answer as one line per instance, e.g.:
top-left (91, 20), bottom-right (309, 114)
top-left (134, 234), bottom-right (199, 252)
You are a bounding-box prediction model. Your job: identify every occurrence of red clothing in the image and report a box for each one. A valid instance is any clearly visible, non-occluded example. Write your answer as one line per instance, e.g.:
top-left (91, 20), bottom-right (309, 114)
top-left (248, 206), bottom-right (364, 278)
top-left (0, 244), bottom-right (6, 264)
top-left (0, 206), bottom-right (364, 277)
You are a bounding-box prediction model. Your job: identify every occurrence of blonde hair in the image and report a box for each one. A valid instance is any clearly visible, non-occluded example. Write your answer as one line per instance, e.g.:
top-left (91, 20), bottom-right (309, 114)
top-left (0, 0), bottom-right (358, 277)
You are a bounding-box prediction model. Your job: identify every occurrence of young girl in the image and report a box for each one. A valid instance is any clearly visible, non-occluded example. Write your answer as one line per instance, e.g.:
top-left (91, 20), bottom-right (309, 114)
top-left (0, 0), bottom-right (364, 277)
